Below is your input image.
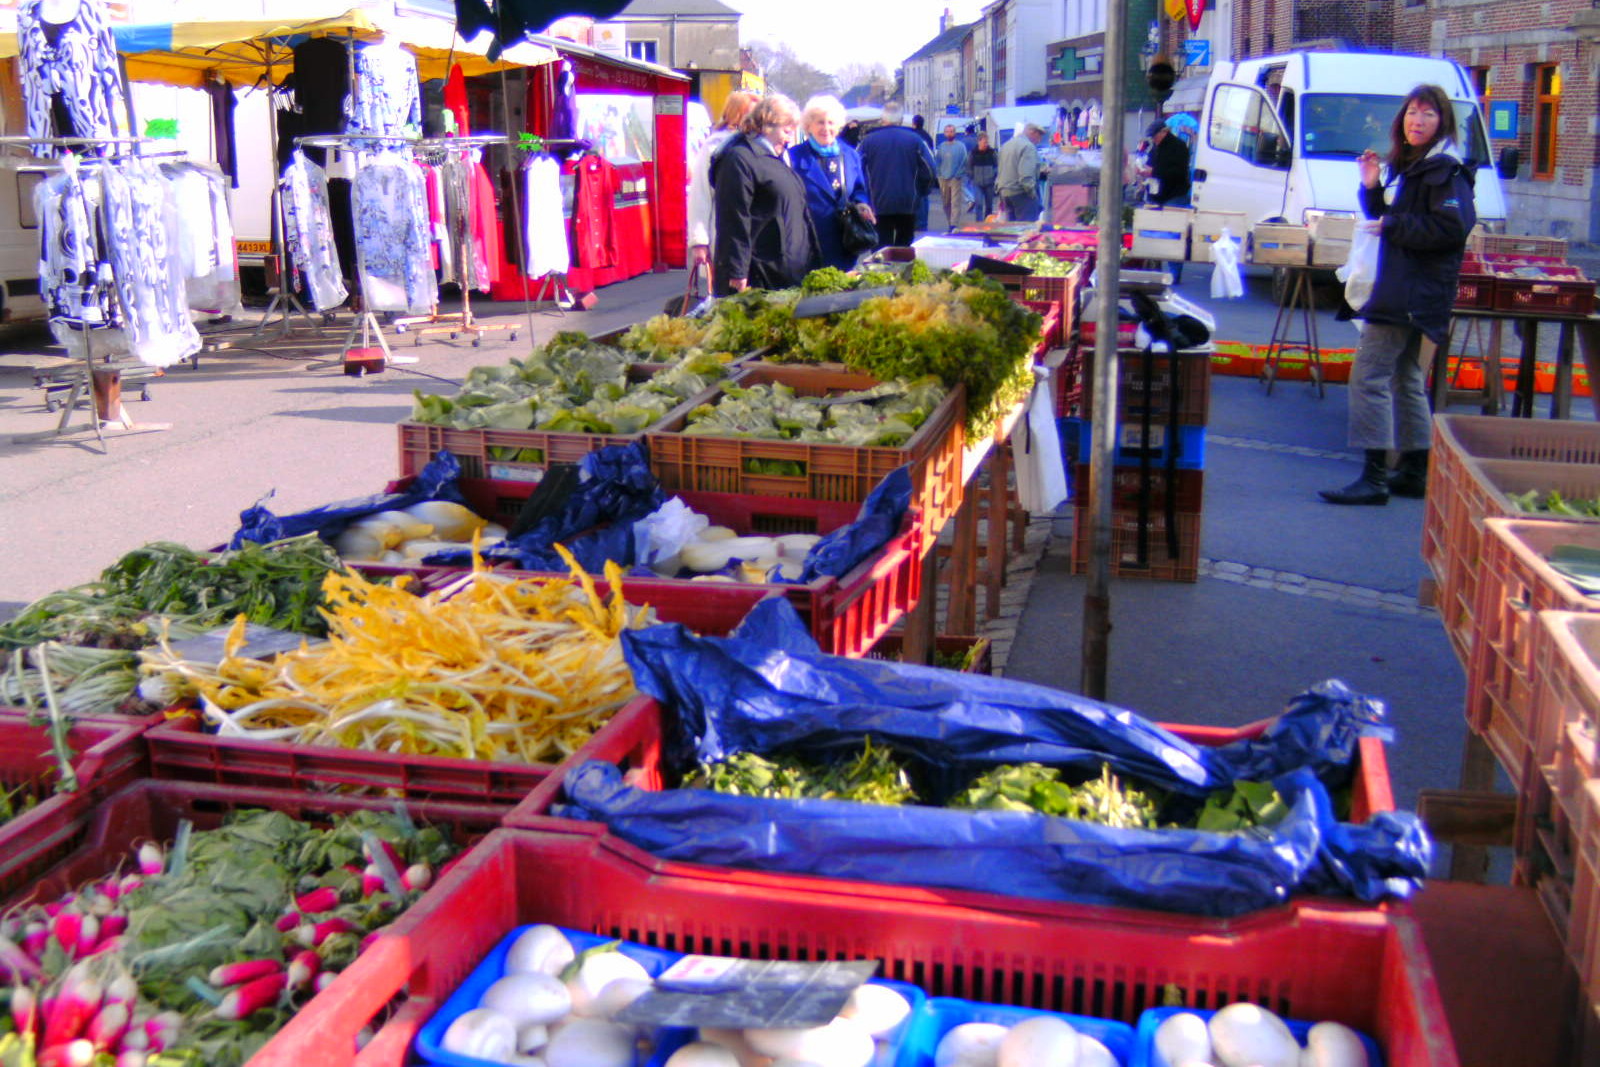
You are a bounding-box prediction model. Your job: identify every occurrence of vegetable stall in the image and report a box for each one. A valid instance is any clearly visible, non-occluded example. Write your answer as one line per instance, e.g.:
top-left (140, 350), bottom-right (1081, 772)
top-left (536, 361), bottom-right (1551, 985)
top-left (0, 258), bottom-right (1461, 1067)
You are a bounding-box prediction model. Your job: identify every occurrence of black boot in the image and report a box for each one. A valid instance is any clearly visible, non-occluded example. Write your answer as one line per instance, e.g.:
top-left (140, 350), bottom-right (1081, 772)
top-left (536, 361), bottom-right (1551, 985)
top-left (1388, 449), bottom-right (1429, 498)
top-left (1319, 449), bottom-right (1390, 505)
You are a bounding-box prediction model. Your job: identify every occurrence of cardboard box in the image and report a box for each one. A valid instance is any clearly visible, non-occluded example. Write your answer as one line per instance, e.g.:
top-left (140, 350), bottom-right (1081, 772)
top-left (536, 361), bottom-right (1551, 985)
top-left (1129, 207), bottom-right (1192, 261)
top-left (1308, 215), bottom-right (1358, 243)
top-left (1311, 237), bottom-right (1353, 267)
top-left (1189, 210), bottom-right (1248, 263)
top-left (1250, 224), bottom-right (1310, 265)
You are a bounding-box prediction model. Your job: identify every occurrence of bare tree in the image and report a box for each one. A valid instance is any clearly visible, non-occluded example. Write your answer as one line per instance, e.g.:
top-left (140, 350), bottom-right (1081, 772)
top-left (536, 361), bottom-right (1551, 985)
top-left (745, 39), bottom-right (838, 104)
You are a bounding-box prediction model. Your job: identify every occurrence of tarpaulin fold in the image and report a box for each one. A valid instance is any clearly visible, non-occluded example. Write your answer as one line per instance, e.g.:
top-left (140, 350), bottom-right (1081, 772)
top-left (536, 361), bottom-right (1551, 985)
top-left (228, 451), bottom-right (468, 549)
top-left (553, 610), bottom-right (1432, 915)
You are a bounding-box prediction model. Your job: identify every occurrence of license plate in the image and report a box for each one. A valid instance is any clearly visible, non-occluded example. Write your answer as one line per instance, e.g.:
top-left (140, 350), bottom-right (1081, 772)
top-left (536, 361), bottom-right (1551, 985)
top-left (235, 239), bottom-right (273, 255)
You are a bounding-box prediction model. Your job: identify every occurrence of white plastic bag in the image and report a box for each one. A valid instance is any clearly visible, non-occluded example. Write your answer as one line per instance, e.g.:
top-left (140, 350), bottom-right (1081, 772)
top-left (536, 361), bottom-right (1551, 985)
top-left (1209, 227), bottom-right (1245, 299)
top-left (1014, 368), bottom-right (1068, 515)
top-left (632, 497), bottom-right (708, 574)
top-left (1339, 222), bottom-right (1381, 312)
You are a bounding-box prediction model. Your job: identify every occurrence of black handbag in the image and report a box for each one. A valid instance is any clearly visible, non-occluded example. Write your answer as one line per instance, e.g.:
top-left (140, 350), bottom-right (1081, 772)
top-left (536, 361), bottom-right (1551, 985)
top-left (836, 193), bottom-right (879, 256)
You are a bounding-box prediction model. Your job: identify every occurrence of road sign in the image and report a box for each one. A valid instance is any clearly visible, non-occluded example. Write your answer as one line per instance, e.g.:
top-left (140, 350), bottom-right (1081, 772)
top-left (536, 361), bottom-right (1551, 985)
top-left (1181, 38), bottom-right (1211, 67)
top-left (946, 104), bottom-right (959, 115)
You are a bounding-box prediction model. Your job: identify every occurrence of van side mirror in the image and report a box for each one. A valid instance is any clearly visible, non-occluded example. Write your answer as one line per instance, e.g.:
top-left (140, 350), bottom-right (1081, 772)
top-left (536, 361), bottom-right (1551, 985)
top-left (1496, 147), bottom-right (1519, 180)
top-left (1192, 167), bottom-right (1207, 183)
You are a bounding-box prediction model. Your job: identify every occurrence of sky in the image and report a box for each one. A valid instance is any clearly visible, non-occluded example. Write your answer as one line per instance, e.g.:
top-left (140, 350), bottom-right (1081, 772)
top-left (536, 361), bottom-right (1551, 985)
top-left (722, 0), bottom-right (988, 78)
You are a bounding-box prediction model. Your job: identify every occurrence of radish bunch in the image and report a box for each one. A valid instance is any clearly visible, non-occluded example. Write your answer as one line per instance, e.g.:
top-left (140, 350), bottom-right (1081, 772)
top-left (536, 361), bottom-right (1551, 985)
top-left (0, 809), bottom-right (467, 1067)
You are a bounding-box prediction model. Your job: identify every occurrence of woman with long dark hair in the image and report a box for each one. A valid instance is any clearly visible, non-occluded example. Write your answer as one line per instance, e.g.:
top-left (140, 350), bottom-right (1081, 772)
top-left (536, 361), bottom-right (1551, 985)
top-left (1320, 83), bottom-right (1476, 506)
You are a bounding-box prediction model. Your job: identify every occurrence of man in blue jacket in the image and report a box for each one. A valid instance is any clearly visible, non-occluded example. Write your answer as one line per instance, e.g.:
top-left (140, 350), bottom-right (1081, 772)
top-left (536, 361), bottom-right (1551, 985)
top-left (859, 103), bottom-right (937, 248)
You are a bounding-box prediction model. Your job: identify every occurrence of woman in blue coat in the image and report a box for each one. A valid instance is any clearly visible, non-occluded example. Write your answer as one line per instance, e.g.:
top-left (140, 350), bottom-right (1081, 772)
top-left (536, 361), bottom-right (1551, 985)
top-left (789, 94), bottom-right (876, 271)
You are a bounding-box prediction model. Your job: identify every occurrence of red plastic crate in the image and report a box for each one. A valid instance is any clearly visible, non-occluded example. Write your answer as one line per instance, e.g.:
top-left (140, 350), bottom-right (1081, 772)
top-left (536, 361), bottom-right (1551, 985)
top-left (1489, 264), bottom-right (1595, 317)
top-left (1434, 458), bottom-right (1600, 669)
top-left (1070, 505), bottom-right (1203, 582)
top-left (1019, 299), bottom-right (1064, 350)
top-left (1424, 416), bottom-right (1600, 612)
top-left (0, 710), bottom-right (149, 895)
top-left (1468, 520), bottom-right (1600, 780)
top-left (387, 479), bottom-right (926, 658)
top-left (865, 633), bottom-right (993, 674)
top-left (1474, 233), bottom-right (1569, 260)
top-left (647, 364), bottom-right (968, 537)
top-left (1454, 254), bottom-right (1495, 310)
top-left (255, 827), bottom-right (1455, 1067)
top-left (0, 776), bottom-right (505, 908)
top-left (1070, 465), bottom-right (1206, 512)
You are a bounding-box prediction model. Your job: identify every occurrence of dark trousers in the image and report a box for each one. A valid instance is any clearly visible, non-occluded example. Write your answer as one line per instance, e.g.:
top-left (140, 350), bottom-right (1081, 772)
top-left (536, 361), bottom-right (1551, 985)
top-left (876, 214), bottom-right (916, 248)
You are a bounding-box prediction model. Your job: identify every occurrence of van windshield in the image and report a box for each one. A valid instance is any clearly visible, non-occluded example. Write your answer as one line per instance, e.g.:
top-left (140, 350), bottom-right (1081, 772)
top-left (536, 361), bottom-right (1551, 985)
top-left (1300, 93), bottom-right (1491, 168)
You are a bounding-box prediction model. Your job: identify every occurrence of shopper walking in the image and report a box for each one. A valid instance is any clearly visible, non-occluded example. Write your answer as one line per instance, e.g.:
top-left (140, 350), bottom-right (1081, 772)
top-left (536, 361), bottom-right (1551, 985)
top-left (934, 123), bottom-right (969, 228)
top-left (686, 90), bottom-right (759, 279)
top-left (996, 123), bottom-right (1044, 222)
top-left (790, 94), bottom-right (876, 271)
top-left (968, 132), bottom-right (998, 221)
top-left (858, 102), bottom-right (936, 249)
top-left (711, 93), bottom-right (820, 296)
top-left (1320, 83), bottom-right (1475, 506)
top-left (911, 113), bottom-right (934, 231)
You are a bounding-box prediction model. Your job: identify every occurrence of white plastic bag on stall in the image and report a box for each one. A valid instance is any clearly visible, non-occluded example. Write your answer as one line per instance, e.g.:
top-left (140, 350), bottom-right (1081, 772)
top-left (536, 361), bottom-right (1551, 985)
top-left (1014, 367), bottom-right (1068, 515)
top-left (632, 497), bottom-right (708, 574)
top-left (1209, 227), bottom-right (1245, 299)
top-left (1339, 221), bottom-right (1382, 312)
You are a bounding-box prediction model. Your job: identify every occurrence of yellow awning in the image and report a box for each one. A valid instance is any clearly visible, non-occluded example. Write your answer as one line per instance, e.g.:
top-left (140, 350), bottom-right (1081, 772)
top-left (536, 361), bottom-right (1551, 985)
top-left (0, 9), bottom-right (556, 89)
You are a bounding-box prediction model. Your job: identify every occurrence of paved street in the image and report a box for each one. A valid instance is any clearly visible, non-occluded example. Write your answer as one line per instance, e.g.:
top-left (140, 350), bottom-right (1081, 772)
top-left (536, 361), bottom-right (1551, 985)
top-left (0, 254), bottom-right (1568, 845)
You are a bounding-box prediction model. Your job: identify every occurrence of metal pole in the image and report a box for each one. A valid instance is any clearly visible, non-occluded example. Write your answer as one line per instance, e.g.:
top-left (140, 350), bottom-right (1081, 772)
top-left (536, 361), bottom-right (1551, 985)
top-left (1081, 0), bottom-right (1131, 700)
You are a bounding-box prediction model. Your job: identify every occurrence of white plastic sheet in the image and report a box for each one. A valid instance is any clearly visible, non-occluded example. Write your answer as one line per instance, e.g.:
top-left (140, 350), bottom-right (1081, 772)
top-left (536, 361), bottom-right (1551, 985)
top-left (1339, 221), bottom-right (1382, 313)
top-left (1014, 369), bottom-right (1068, 514)
top-left (1209, 227), bottom-right (1245, 300)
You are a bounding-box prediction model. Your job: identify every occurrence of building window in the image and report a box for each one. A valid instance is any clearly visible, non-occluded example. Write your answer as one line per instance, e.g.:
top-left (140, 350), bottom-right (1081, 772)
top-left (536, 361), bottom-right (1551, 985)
top-left (1532, 62), bottom-right (1560, 180)
top-left (627, 39), bottom-right (658, 64)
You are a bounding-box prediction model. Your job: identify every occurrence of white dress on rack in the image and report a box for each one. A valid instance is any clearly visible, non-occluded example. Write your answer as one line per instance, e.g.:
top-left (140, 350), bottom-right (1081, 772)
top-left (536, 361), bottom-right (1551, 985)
top-left (96, 158), bottom-right (202, 368)
top-left (353, 150), bottom-right (434, 315)
top-left (524, 155), bottom-right (570, 279)
top-left (281, 150), bottom-right (349, 312)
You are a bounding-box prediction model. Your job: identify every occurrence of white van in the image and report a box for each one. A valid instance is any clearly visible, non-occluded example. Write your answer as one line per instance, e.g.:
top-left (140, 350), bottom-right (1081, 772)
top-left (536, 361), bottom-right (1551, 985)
top-left (1191, 51), bottom-right (1512, 234)
top-left (0, 151), bottom-right (45, 324)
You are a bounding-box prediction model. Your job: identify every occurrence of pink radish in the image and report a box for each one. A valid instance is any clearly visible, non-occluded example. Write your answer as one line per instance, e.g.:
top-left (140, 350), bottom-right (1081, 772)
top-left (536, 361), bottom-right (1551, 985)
top-left (37, 1039), bottom-right (96, 1067)
top-left (286, 950), bottom-right (321, 989)
top-left (87, 1002), bottom-right (130, 1051)
top-left (117, 875), bottom-right (143, 896)
top-left (143, 1012), bottom-right (182, 1052)
top-left (214, 972), bottom-right (287, 1020)
top-left (50, 913), bottom-right (82, 956)
top-left (0, 934), bottom-right (42, 982)
top-left (360, 866), bottom-right (385, 897)
top-left (119, 1022), bottom-right (150, 1051)
top-left (11, 984), bottom-right (39, 1036)
top-left (116, 1052), bottom-right (148, 1067)
top-left (314, 971), bottom-right (337, 993)
top-left (98, 915), bottom-right (127, 941)
top-left (296, 917), bottom-right (359, 948)
top-left (42, 968), bottom-right (102, 1047)
top-left (135, 844), bottom-right (163, 877)
top-left (401, 863), bottom-right (432, 891)
top-left (207, 959), bottom-right (282, 987)
top-left (275, 911), bottom-right (301, 933)
top-left (295, 887), bottom-right (340, 914)
top-left (104, 974), bottom-right (137, 1013)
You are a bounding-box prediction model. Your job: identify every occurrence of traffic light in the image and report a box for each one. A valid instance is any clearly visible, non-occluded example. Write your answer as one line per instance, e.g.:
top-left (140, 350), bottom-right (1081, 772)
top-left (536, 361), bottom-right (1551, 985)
top-left (1147, 58), bottom-right (1176, 103)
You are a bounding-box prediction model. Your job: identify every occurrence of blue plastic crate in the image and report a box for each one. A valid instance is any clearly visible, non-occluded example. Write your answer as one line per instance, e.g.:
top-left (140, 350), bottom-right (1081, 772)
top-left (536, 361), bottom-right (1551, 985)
top-left (1130, 1006), bottom-right (1385, 1067)
top-left (909, 996), bottom-right (1137, 1066)
top-left (417, 925), bottom-right (928, 1067)
top-left (1060, 417), bottom-right (1206, 471)
top-left (416, 926), bottom-right (689, 1067)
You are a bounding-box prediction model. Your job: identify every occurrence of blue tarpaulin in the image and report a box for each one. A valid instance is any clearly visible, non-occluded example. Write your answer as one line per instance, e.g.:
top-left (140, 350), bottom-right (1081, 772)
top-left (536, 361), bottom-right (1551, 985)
top-left (228, 451), bottom-right (468, 549)
top-left (554, 600), bottom-right (1432, 916)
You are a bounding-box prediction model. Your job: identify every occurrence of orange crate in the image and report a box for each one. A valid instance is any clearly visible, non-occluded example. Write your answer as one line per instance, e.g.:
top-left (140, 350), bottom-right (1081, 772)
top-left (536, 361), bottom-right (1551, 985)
top-left (1424, 416), bottom-right (1600, 607)
top-left (247, 828), bottom-right (1455, 1067)
top-left (647, 364), bottom-right (967, 537)
top-left (1070, 505), bottom-right (1202, 582)
top-left (1432, 456), bottom-right (1600, 669)
top-left (1533, 612), bottom-right (1600, 784)
top-left (1468, 520), bottom-right (1600, 779)
top-left (1476, 233), bottom-right (1569, 260)
top-left (397, 366), bottom-right (719, 480)
top-left (1489, 264), bottom-right (1595, 317)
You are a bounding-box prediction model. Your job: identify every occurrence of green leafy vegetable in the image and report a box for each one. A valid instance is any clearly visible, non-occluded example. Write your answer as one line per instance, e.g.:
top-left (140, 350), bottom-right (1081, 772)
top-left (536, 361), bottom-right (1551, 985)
top-left (951, 763), bottom-right (1162, 828)
top-left (685, 738), bottom-right (917, 806)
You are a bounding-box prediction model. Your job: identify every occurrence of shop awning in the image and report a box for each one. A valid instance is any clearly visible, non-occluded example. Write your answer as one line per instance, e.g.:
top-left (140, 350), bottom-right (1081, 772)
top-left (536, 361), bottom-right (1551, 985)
top-left (0, 8), bottom-right (558, 88)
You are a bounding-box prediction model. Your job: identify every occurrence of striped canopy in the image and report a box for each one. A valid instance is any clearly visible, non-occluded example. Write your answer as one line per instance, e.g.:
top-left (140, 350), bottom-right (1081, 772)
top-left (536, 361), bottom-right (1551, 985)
top-left (0, 8), bottom-right (557, 88)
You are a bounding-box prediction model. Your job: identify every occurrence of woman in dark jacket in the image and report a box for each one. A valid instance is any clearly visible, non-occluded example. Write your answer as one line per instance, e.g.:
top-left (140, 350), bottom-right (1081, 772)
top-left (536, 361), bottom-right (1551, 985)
top-left (789, 94), bottom-right (876, 271)
top-left (1321, 83), bottom-right (1476, 506)
top-left (711, 93), bottom-right (820, 295)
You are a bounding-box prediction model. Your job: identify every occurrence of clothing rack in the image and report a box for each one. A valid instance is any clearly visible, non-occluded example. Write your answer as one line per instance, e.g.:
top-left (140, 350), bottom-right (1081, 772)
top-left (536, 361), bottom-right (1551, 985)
top-left (2, 136), bottom-right (173, 449)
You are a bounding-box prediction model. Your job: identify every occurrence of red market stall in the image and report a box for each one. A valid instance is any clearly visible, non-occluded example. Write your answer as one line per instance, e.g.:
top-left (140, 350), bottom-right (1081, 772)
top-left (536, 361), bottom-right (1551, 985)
top-left (489, 40), bottom-right (688, 302)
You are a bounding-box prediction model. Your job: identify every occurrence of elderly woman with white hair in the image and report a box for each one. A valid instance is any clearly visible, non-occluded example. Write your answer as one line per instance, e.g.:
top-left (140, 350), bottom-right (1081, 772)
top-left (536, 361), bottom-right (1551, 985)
top-left (788, 94), bottom-right (876, 270)
top-left (712, 93), bottom-right (820, 294)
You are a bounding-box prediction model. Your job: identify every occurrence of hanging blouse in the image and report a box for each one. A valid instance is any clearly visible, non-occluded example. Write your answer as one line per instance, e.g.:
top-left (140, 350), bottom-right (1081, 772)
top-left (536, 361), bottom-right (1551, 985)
top-left (353, 151), bottom-right (434, 315)
top-left (159, 161), bottom-right (242, 314)
top-left (96, 159), bottom-right (202, 368)
top-left (16, 0), bottom-right (129, 156)
top-left (348, 37), bottom-right (422, 143)
top-left (281, 151), bottom-right (349, 312)
top-left (440, 152), bottom-right (500, 292)
top-left (524, 155), bottom-right (570, 278)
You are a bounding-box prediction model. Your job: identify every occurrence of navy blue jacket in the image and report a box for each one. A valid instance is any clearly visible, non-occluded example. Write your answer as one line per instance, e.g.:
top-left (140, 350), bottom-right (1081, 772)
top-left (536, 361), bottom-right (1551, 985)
top-left (858, 124), bottom-right (936, 216)
top-left (789, 140), bottom-right (872, 271)
top-left (1358, 147), bottom-right (1476, 345)
top-left (711, 133), bottom-right (820, 295)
